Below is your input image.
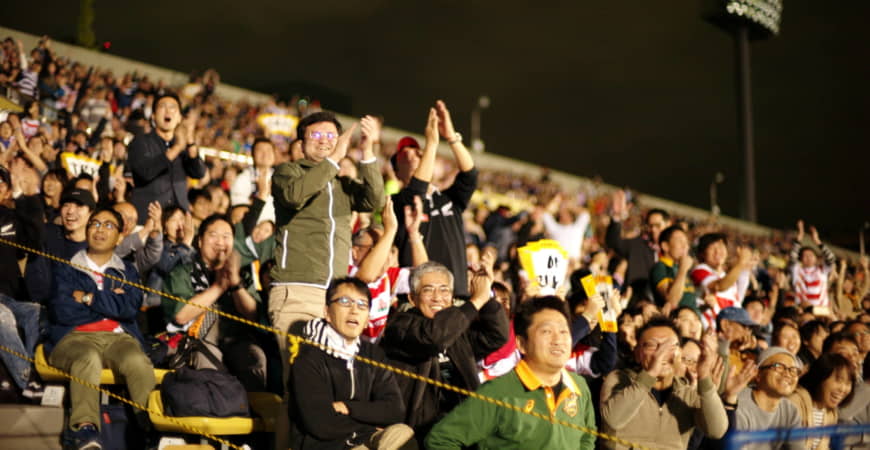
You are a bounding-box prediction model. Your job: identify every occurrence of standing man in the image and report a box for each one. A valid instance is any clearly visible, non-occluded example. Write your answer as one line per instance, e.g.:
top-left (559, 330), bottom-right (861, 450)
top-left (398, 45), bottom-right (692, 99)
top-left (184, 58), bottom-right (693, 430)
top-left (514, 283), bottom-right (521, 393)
top-left (230, 137), bottom-right (276, 224)
top-left (391, 101), bottom-right (477, 298)
top-left (606, 189), bottom-right (669, 301)
top-left (426, 296), bottom-right (597, 449)
top-left (650, 225), bottom-right (696, 316)
top-left (269, 112), bottom-right (384, 376)
top-left (128, 93), bottom-right (206, 224)
top-left (789, 220), bottom-right (837, 310)
top-left (599, 317), bottom-right (728, 449)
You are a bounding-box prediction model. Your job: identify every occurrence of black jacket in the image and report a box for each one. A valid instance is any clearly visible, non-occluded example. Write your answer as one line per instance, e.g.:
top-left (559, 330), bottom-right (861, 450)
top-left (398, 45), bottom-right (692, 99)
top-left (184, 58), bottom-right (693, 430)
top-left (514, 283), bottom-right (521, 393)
top-left (605, 220), bottom-right (656, 300)
top-left (0, 195), bottom-right (42, 300)
top-left (392, 169), bottom-right (478, 298)
top-left (289, 341), bottom-right (406, 449)
top-left (379, 299), bottom-right (509, 432)
top-left (128, 131), bottom-right (206, 224)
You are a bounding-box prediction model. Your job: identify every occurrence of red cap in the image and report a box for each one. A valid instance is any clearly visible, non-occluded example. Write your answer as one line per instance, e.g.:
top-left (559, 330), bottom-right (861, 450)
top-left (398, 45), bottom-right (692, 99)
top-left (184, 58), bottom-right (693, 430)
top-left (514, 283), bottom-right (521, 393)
top-left (396, 136), bottom-right (420, 153)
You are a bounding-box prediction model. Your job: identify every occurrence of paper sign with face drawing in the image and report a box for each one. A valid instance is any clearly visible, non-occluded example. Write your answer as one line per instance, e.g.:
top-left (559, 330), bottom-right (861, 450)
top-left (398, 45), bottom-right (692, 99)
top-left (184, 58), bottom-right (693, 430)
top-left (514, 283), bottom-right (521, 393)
top-left (518, 239), bottom-right (568, 296)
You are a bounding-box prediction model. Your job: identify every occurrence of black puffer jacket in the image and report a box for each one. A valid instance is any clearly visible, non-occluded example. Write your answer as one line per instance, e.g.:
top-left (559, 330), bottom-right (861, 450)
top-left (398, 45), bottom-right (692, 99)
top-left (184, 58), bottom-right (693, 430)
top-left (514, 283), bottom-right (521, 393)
top-left (379, 300), bottom-right (509, 434)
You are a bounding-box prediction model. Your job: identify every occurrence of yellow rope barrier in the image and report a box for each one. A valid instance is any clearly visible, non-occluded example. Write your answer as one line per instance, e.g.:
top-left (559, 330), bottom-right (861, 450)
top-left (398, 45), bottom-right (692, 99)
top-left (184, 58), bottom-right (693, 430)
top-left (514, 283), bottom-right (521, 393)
top-left (0, 236), bottom-right (648, 449)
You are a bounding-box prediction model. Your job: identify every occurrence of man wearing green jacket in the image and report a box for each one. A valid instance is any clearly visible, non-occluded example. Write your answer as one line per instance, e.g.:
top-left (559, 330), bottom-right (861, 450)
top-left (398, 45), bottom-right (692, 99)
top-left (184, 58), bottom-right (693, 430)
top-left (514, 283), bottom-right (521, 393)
top-left (426, 296), bottom-right (597, 449)
top-left (269, 112), bottom-right (384, 450)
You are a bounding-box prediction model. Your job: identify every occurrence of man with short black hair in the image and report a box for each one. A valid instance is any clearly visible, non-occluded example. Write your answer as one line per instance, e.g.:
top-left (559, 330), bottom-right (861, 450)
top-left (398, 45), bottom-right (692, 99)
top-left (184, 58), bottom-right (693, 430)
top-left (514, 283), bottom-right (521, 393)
top-left (269, 111), bottom-right (384, 387)
top-left (606, 189), bottom-right (670, 301)
top-left (47, 207), bottom-right (155, 450)
top-left (25, 188), bottom-right (95, 303)
top-left (426, 296), bottom-right (596, 449)
top-left (650, 224), bottom-right (695, 316)
top-left (600, 317), bottom-right (727, 449)
top-left (288, 277), bottom-right (414, 449)
top-left (230, 137), bottom-right (276, 223)
top-left (128, 93), bottom-right (206, 224)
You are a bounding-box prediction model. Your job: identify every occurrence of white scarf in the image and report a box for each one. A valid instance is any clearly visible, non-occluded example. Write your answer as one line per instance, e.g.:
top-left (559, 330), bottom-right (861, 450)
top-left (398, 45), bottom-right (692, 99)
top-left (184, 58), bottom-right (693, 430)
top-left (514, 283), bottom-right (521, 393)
top-left (303, 318), bottom-right (360, 369)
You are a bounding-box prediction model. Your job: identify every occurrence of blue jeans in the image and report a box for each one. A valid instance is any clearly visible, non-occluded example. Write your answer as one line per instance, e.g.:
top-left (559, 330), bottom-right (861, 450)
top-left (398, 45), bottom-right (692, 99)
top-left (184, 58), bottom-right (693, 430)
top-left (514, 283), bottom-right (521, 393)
top-left (0, 295), bottom-right (43, 390)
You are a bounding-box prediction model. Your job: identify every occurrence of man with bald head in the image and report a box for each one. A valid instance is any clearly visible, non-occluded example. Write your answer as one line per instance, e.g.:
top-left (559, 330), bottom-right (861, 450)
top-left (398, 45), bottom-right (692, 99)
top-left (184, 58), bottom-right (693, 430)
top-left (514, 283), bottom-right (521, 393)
top-left (113, 201), bottom-right (163, 277)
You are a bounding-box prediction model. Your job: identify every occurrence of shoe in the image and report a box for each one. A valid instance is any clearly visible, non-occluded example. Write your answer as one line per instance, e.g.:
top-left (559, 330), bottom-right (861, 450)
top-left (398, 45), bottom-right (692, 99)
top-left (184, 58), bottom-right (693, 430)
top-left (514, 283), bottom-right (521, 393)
top-left (22, 379), bottom-right (44, 400)
top-left (70, 423), bottom-right (102, 450)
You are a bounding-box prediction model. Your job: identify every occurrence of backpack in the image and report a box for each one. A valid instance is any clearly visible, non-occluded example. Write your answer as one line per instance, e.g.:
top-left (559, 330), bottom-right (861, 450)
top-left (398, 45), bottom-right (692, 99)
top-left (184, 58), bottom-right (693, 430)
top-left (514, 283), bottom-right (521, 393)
top-left (161, 366), bottom-right (250, 418)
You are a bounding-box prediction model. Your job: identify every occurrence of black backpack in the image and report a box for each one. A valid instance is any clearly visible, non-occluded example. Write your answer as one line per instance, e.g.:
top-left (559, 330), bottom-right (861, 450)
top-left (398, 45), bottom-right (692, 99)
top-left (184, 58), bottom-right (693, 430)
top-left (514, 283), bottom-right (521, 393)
top-left (161, 366), bottom-right (250, 418)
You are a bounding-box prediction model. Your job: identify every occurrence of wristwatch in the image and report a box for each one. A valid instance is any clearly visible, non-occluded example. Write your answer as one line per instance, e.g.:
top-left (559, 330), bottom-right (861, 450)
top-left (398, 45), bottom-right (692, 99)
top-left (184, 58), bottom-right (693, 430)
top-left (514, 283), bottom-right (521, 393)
top-left (448, 132), bottom-right (462, 145)
top-left (81, 293), bottom-right (94, 306)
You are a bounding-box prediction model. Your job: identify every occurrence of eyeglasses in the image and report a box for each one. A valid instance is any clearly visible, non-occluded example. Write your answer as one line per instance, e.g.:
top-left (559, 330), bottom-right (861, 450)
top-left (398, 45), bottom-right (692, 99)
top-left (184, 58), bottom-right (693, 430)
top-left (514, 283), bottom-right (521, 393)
top-left (328, 296), bottom-right (369, 311)
top-left (759, 362), bottom-right (800, 376)
top-left (88, 220), bottom-right (119, 231)
top-left (419, 285), bottom-right (453, 299)
top-left (309, 131), bottom-right (338, 141)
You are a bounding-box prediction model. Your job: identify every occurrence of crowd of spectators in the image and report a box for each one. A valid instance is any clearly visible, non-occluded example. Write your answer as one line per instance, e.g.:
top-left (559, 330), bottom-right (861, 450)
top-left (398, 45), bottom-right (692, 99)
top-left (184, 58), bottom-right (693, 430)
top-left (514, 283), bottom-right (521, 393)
top-left (0, 34), bottom-right (868, 450)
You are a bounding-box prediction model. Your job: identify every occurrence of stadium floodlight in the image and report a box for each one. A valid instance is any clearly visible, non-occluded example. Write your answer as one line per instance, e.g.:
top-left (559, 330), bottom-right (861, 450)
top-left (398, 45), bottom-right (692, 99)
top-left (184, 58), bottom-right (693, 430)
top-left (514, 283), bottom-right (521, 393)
top-left (702, 0), bottom-right (784, 223)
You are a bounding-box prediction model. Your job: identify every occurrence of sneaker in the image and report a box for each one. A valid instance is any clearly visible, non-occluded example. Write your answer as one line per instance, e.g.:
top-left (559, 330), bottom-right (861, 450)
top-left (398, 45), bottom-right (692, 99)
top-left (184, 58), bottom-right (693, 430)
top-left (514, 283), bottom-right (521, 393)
top-left (21, 380), bottom-right (44, 400)
top-left (70, 423), bottom-right (102, 450)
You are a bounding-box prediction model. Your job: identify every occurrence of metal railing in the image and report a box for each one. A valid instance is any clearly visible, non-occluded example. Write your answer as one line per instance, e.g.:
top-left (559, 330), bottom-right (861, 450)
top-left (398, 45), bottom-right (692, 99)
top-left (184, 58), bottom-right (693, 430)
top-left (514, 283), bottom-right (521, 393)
top-left (725, 423), bottom-right (870, 450)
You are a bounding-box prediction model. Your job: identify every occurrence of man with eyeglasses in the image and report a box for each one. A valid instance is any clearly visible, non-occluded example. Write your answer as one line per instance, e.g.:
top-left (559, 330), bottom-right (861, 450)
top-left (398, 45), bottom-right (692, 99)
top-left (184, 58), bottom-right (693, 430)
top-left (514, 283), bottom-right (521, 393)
top-left (288, 277), bottom-right (414, 449)
top-left (270, 112), bottom-right (384, 370)
top-left (735, 346), bottom-right (805, 450)
top-left (600, 317), bottom-right (727, 449)
top-left (46, 207), bottom-right (156, 450)
top-left (380, 259), bottom-right (509, 444)
top-left (270, 111), bottom-right (384, 449)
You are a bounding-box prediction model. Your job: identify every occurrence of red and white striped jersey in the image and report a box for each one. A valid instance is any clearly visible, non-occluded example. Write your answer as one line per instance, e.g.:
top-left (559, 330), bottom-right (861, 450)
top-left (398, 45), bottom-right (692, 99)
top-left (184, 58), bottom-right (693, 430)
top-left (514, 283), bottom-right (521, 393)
top-left (347, 264), bottom-right (410, 342)
top-left (791, 264), bottom-right (832, 307)
top-left (691, 263), bottom-right (750, 329)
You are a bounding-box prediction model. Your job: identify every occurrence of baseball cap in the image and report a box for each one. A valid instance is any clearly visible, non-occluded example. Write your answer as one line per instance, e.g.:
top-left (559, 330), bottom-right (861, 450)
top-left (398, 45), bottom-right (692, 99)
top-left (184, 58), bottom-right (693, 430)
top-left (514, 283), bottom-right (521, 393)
top-left (390, 136), bottom-right (422, 170)
top-left (758, 346), bottom-right (802, 369)
top-left (396, 136), bottom-right (420, 152)
top-left (60, 188), bottom-right (96, 210)
top-left (718, 307), bottom-right (757, 327)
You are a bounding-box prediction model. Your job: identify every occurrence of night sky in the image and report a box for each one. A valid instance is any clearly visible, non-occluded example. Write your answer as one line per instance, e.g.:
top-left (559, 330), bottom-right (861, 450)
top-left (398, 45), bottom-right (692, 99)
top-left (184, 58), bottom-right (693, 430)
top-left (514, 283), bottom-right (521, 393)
top-left (3, 1), bottom-right (868, 249)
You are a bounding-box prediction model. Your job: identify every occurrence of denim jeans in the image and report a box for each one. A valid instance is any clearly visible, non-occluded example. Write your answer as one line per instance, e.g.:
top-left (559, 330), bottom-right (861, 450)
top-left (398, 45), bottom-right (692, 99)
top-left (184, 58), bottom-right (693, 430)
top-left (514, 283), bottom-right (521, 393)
top-left (0, 294), bottom-right (43, 390)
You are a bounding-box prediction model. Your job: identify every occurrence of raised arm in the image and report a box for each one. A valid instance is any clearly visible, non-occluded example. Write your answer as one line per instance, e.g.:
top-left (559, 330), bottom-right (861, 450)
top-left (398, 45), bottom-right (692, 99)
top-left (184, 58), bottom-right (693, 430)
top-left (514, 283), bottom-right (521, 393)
top-left (412, 107), bottom-right (439, 183)
top-left (436, 100), bottom-right (474, 172)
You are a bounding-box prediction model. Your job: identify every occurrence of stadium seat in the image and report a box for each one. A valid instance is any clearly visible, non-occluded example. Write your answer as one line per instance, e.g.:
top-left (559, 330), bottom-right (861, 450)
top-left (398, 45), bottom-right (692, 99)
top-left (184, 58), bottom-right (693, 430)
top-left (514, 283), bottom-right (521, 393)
top-left (147, 390), bottom-right (281, 449)
top-left (34, 345), bottom-right (170, 384)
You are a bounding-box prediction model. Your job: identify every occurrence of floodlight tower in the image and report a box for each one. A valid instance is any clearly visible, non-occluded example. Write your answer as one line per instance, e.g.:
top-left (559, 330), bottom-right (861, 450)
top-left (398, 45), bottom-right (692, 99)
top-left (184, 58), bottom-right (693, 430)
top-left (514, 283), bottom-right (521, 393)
top-left (703, 0), bottom-right (783, 223)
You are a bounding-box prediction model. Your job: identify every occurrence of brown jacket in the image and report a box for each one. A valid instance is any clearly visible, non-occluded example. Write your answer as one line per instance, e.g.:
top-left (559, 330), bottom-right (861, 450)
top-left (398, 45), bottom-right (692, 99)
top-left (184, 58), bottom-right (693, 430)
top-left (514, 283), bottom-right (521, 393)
top-left (600, 368), bottom-right (728, 450)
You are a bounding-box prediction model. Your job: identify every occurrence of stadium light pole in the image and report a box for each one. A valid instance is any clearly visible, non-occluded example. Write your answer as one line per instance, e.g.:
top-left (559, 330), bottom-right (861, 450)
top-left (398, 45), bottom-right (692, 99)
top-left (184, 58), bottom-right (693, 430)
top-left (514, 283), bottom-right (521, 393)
top-left (710, 171), bottom-right (725, 216)
top-left (471, 95), bottom-right (490, 153)
top-left (703, 0), bottom-right (783, 223)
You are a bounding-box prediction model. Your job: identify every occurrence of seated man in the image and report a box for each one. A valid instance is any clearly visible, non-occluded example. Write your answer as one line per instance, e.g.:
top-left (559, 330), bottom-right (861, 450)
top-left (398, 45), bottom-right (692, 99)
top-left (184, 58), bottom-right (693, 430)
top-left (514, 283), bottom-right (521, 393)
top-left (289, 277), bottom-right (414, 449)
top-left (46, 208), bottom-right (155, 450)
top-left (426, 296), bottom-right (596, 449)
top-left (380, 258), bottom-right (509, 440)
top-left (600, 317), bottom-right (727, 449)
top-left (734, 346), bottom-right (804, 450)
top-left (162, 214), bottom-right (267, 391)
